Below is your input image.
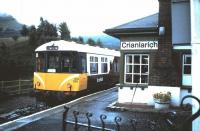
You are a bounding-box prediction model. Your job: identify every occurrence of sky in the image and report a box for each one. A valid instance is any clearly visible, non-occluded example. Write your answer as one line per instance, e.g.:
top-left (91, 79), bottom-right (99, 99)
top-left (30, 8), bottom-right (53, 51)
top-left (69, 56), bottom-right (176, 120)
top-left (0, 0), bottom-right (158, 36)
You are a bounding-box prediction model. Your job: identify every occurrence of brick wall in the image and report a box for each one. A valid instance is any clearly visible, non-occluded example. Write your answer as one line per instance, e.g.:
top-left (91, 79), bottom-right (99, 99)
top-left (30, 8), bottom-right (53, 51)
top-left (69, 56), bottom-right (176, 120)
top-left (149, 0), bottom-right (180, 86)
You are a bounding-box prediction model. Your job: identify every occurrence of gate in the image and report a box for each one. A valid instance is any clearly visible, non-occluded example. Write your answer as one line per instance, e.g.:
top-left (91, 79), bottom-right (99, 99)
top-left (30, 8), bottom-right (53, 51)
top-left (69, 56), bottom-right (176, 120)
top-left (62, 95), bottom-right (200, 131)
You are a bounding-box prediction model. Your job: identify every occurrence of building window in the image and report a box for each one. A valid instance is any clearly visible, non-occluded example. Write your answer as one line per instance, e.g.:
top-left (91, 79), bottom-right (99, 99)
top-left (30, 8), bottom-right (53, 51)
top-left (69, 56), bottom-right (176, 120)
top-left (101, 57), bottom-right (108, 73)
top-left (183, 54), bottom-right (191, 75)
top-left (90, 56), bottom-right (98, 74)
top-left (124, 54), bottom-right (149, 84)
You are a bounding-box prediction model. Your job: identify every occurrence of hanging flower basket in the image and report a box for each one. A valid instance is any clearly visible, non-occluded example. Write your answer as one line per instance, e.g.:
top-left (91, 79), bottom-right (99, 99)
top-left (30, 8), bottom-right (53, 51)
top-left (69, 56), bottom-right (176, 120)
top-left (153, 91), bottom-right (171, 109)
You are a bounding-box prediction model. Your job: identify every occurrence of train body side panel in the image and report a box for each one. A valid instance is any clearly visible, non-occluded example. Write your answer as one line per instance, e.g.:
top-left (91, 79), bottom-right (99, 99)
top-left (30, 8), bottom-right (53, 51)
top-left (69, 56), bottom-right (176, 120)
top-left (34, 72), bottom-right (87, 92)
top-left (79, 73), bottom-right (88, 90)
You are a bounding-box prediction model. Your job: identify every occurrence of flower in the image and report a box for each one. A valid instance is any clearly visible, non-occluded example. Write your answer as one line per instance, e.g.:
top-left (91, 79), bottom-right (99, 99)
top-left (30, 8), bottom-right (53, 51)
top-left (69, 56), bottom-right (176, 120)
top-left (153, 91), bottom-right (171, 102)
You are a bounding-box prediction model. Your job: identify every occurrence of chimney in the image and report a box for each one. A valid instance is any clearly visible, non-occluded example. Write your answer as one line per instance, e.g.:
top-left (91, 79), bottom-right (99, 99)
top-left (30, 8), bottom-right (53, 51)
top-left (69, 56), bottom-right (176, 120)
top-left (149, 0), bottom-right (180, 86)
top-left (157, 0), bottom-right (173, 67)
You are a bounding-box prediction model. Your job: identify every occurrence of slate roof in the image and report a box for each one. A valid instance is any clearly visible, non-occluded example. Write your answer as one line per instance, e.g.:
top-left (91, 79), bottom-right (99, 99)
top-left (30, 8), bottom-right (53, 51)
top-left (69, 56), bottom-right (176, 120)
top-left (112, 13), bottom-right (158, 29)
top-left (104, 13), bottom-right (159, 38)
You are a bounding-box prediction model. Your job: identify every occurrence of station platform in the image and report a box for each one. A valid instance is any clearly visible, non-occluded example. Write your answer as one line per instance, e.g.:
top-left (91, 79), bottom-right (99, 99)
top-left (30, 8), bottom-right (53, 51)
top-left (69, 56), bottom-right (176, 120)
top-left (0, 87), bottom-right (191, 131)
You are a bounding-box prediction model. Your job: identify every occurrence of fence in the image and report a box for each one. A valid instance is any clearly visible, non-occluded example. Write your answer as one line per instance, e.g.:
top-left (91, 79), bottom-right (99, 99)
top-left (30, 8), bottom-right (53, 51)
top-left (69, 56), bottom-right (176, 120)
top-left (62, 106), bottom-right (163, 131)
top-left (62, 95), bottom-right (200, 131)
top-left (0, 79), bottom-right (33, 95)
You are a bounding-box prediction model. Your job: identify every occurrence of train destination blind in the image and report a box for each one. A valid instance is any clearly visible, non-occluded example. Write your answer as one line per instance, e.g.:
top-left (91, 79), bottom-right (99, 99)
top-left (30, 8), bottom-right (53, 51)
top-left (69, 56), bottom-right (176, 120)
top-left (46, 44), bottom-right (59, 50)
top-left (121, 41), bottom-right (158, 50)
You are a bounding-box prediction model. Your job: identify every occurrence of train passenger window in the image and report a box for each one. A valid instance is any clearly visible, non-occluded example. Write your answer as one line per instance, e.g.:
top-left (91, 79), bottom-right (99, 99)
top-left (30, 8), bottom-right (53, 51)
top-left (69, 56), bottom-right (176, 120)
top-left (36, 53), bottom-right (46, 72)
top-left (61, 52), bottom-right (78, 73)
top-left (101, 57), bottom-right (108, 73)
top-left (90, 56), bottom-right (98, 74)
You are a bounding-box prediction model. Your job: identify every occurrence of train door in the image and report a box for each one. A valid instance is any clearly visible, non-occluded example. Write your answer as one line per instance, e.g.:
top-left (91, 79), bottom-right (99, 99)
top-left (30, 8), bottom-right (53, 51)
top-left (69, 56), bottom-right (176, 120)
top-left (79, 53), bottom-right (88, 90)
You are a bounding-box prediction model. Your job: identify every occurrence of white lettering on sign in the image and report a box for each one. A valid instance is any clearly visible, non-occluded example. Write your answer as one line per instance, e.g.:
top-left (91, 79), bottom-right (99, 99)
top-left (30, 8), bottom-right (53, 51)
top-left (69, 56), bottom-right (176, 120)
top-left (121, 41), bottom-right (158, 50)
top-left (97, 77), bottom-right (103, 83)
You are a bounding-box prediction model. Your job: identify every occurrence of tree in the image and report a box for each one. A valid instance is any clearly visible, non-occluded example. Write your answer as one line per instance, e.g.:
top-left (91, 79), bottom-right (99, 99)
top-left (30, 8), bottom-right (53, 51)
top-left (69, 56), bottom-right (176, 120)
top-left (28, 25), bottom-right (38, 47)
top-left (78, 36), bottom-right (84, 44)
top-left (12, 35), bottom-right (19, 41)
top-left (0, 42), bottom-right (9, 65)
top-left (87, 38), bottom-right (96, 46)
top-left (37, 17), bottom-right (58, 38)
top-left (58, 22), bottom-right (71, 41)
top-left (20, 25), bottom-right (29, 36)
top-left (71, 37), bottom-right (78, 43)
top-left (96, 38), bottom-right (103, 47)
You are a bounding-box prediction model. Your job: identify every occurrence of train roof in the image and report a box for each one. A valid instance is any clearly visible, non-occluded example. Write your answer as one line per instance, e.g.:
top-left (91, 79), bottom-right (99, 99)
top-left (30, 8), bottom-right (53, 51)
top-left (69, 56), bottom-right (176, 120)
top-left (35, 40), bottom-right (120, 57)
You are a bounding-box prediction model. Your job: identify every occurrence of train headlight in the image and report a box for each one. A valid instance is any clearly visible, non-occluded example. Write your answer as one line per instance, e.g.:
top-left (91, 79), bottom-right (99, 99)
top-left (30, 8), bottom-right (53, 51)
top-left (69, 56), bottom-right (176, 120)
top-left (67, 83), bottom-right (72, 89)
top-left (36, 82), bottom-right (41, 87)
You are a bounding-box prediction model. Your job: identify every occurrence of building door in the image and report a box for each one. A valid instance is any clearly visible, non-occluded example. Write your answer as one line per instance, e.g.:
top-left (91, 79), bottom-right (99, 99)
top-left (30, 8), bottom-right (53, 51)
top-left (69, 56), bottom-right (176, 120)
top-left (182, 54), bottom-right (192, 86)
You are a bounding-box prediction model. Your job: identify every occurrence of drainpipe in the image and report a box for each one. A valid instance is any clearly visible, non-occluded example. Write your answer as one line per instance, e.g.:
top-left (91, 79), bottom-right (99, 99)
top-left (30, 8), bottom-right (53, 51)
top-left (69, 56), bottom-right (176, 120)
top-left (190, 0), bottom-right (200, 131)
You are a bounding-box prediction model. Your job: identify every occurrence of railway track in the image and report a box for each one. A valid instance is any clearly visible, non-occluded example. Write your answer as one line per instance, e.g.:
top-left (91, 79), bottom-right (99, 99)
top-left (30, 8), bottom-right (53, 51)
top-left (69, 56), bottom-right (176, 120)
top-left (0, 102), bottom-right (50, 124)
top-left (0, 87), bottom-right (112, 124)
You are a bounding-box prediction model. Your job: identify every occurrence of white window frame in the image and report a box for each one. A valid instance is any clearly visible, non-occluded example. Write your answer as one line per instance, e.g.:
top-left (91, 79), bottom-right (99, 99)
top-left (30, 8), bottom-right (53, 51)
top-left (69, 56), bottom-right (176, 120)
top-left (124, 54), bottom-right (149, 84)
top-left (89, 56), bottom-right (98, 75)
top-left (87, 54), bottom-right (113, 76)
top-left (182, 54), bottom-right (191, 75)
top-left (101, 57), bottom-right (108, 74)
top-left (182, 54), bottom-right (192, 86)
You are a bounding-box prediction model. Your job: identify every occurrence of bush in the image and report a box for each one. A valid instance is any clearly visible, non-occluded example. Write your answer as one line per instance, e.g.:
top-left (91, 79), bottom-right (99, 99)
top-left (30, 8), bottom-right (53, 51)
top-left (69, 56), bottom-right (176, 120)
top-left (153, 91), bottom-right (171, 102)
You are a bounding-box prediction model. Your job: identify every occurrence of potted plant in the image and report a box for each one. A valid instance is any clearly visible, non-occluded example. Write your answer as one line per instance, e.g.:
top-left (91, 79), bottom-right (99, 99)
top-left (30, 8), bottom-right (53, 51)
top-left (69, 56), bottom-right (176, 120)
top-left (153, 91), bottom-right (171, 109)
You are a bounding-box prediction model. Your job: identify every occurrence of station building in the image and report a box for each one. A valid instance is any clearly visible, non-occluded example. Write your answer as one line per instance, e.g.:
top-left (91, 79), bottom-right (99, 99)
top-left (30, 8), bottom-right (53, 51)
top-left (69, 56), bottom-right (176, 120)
top-left (104, 0), bottom-right (191, 106)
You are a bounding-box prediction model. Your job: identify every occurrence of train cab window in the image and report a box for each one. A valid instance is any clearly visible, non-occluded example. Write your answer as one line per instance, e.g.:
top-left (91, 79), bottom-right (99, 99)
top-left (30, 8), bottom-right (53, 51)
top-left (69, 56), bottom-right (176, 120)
top-left (90, 56), bottom-right (98, 74)
top-left (47, 53), bottom-right (60, 72)
top-left (101, 57), bottom-right (108, 73)
top-left (36, 52), bottom-right (46, 72)
top-left (62, 56), bottom-right (72, 72)
top-left (61, 52), bottom-right (78, 73)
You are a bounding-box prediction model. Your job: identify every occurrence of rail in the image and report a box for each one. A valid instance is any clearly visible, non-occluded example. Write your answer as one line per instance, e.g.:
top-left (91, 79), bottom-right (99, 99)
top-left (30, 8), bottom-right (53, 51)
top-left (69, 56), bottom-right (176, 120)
top-left (0, 79), bottom-right (33, 95)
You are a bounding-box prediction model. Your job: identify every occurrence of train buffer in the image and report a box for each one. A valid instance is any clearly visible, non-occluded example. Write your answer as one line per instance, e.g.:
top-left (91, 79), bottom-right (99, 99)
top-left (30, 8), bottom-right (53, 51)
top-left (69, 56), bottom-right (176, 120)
top-left (0, 87), bottom-right (194, 131)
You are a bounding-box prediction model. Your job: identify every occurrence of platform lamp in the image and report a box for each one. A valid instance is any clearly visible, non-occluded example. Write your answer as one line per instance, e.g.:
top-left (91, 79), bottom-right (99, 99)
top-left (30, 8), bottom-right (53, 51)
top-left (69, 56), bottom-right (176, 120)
top-left (159, 26), bottom-right (165, 36)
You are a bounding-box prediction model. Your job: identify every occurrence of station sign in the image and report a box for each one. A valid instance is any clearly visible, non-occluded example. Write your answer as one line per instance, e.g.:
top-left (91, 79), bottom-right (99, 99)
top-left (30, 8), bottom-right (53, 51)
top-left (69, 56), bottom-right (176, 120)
top-left (121, 41), bottom-right (158, 50)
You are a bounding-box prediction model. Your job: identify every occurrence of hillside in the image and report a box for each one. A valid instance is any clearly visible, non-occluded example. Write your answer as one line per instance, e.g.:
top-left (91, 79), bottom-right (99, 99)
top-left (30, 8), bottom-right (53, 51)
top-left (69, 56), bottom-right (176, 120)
top-left (0, 13), bottom-right (23, 37)
top-left (82, 35), bottom-right (120, 50)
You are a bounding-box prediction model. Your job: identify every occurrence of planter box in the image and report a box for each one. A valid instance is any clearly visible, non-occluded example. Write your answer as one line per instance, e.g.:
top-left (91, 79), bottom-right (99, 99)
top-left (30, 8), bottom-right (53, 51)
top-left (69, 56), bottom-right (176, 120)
top-left (154, 100), bottom-right (170, 109)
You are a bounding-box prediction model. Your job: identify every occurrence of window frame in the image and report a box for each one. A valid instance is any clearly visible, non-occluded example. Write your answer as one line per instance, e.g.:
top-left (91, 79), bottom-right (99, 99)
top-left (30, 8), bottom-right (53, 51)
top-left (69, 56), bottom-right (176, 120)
top-left (124, 54), bottom-right (149, 84)
top-left (182, 54), bottom-right (191, 75)
top-left (101, 57), bottom-right (108, 74)
top-left (89, 56), bottom-right (98, 74)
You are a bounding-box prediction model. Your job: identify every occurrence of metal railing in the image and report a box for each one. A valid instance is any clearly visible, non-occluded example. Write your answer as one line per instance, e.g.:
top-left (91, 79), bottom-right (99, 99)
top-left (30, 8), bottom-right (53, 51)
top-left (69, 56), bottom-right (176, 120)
top-left (62, 106), bottom-right (166, 131)
top-left (0, 79), bottom-right (33, 95)
top-left (62, 95), bottom-right (200, 131)
top-left (165, 95), bottom-right (200, 131)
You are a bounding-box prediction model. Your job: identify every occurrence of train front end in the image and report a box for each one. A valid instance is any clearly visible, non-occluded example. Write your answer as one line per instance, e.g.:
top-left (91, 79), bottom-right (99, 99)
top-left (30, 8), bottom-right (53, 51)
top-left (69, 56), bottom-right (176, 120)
top-left (33, 42), bottom-right (88, 100)
top-left (34, 72), bottom-right (87, 96)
